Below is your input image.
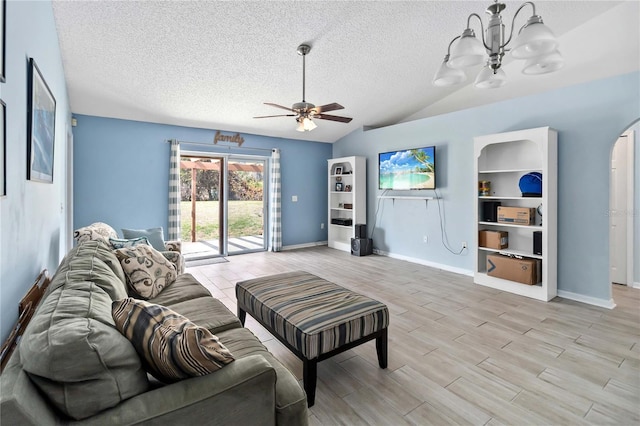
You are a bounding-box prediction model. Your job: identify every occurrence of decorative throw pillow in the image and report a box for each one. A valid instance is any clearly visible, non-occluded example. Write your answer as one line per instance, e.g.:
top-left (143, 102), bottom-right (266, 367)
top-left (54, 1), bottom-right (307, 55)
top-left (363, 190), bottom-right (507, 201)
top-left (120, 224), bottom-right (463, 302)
top-left (109, 236), bottom-right (150, 250)
top-left (112, 298), bottom-right (235, 382)
top-left (114, 245), bottom-right (177, 299)
top-left (74, 222), bottom-right (118, 245)
top-left (162, 250), bottom-right (185, 275)
top-left (122, 227), bottom-right (166, 252)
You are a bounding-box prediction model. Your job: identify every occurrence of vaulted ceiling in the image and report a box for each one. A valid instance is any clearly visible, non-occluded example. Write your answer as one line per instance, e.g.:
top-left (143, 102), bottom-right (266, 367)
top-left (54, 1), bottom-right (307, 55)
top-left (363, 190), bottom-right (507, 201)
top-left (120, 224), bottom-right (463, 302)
top-left (52, 1), bottom-right (639, 143)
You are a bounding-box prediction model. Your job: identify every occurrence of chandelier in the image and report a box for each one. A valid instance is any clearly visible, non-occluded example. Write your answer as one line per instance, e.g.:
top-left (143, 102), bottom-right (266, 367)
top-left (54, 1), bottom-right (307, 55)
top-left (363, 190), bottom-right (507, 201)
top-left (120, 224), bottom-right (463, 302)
top-left (433, 1), bottom-right (563, 89)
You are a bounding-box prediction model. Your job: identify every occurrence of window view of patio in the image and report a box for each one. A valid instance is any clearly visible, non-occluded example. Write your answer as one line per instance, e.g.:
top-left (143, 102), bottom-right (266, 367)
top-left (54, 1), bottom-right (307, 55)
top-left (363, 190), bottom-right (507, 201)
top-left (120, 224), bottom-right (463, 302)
top-left (180, 156), bottom-right (266, 260)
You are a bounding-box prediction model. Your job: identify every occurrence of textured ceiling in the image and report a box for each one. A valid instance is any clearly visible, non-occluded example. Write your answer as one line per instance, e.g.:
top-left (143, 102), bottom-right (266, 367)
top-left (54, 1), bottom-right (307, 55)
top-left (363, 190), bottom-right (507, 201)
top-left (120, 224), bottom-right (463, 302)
top-left (52, 1), bottom-right (639, 143)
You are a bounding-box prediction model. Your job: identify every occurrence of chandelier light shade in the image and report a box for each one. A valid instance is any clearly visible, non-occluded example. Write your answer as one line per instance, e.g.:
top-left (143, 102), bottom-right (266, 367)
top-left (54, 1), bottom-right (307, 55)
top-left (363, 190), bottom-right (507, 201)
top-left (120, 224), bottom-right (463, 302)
top-left (510, 16), bottom-right (558, 59)
top-left (475, 65), bottom-right (507, 88)
top-left (448, 29), bottom-right (486, 69)
top-left (433, 1), bottom-right (563, 89)
top-left (522, 49), bottom-right (564, 75)
top-left (433, 55), bottom-right (468, 86)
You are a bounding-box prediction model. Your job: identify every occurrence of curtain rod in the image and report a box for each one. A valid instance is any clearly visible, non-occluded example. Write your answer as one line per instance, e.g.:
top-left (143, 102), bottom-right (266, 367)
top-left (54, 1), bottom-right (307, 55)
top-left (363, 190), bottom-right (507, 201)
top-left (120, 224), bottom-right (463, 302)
top-left (168, 139), bottom-right (275, 153)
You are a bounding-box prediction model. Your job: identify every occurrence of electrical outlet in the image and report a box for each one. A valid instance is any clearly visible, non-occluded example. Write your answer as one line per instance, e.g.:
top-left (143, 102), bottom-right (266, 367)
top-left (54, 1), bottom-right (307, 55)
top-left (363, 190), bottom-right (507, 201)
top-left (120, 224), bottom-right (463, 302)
top-left (423, 235), bottom-right (428, 243)
top-left (462, 241), bottom-right (467, 249)
top-left (321, 223), bottom-right (325, 229)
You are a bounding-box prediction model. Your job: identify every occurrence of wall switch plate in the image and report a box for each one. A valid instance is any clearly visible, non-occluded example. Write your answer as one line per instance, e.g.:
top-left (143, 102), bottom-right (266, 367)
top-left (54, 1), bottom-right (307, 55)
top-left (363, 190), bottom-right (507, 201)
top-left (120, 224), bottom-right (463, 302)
top-left (291, 195), bottom-right (298, 202)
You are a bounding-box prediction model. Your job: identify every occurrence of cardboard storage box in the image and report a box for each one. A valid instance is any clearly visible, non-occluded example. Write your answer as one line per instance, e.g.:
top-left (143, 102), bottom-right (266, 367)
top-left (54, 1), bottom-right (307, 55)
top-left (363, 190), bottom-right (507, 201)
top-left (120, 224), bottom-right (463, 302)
top-left (497, 206), bottom-right (535, 225)
top-left (479, 230), bottom-right (508, 249)
top-left (486, 254), bottom-right (541, 285)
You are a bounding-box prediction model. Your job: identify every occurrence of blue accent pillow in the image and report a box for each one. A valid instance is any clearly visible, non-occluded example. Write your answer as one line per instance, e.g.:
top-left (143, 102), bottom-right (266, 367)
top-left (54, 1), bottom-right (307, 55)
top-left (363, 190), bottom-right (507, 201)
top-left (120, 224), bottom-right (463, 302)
top-left (122, 227), bottom-right (166, 252)
top-left (109, 236), bottom-right (150, 250)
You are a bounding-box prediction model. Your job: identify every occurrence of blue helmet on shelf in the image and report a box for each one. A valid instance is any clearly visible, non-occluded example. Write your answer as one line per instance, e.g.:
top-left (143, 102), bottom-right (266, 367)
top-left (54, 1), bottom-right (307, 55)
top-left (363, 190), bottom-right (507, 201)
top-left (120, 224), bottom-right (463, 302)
top-left (519, 172), bottom-right (542, 197)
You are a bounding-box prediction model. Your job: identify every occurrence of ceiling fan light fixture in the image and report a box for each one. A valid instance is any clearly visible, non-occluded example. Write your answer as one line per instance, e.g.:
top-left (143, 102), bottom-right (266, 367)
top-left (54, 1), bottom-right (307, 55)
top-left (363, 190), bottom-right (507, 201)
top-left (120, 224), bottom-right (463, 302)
top-left (296, 116), bottom-right (317, 132)
top-left (256, 43), bottom-right (351, 130)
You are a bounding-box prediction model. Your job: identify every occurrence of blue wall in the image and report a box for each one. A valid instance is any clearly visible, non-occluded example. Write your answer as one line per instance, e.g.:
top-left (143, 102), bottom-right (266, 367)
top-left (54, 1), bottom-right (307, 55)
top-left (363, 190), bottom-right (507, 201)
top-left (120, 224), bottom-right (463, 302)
top-left (334, 72), bottom-right (640, 304)
top-left (0, 1), bottom-right (72, 343)
top-left (72, 115), bottom-right (332, 247)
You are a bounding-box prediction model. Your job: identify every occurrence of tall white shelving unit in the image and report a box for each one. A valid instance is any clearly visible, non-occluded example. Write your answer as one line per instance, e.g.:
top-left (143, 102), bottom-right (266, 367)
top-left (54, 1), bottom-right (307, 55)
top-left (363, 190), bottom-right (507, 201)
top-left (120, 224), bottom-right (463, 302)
top-left (474, 127), bottom-right (557, 301)
top-left (328, 156), bottom-right (366, 252)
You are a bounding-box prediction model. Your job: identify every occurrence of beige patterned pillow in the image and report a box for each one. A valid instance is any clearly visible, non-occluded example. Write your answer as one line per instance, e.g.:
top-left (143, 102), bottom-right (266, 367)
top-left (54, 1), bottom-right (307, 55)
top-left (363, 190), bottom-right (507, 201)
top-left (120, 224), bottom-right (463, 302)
top-left (112, 298), bottom-right (235, 382)
top-left (74, 222), bottom-right (118, 245)
top-left (114, 245), bottom-right (177, 299)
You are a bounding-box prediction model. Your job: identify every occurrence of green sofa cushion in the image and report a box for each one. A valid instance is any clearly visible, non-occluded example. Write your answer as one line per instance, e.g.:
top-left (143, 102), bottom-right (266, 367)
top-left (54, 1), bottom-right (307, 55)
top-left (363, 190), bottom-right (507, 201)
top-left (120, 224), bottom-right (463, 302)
top-left (19, 242), bottom-right (148, 420)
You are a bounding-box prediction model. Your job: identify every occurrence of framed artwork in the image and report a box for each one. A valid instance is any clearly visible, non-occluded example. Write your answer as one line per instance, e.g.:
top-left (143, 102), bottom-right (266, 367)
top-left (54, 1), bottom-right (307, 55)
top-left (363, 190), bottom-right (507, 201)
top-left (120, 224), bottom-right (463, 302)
top-left (0, 0), bottom-right (5, 82)
top-left (334, 166), bottom-right (342, 175)
top-left (1, 99), bottom-right (5, 196)
top-left (27, 58), bottom-right (56, 183)
top-left (335, 182), bottom-right (343, 191)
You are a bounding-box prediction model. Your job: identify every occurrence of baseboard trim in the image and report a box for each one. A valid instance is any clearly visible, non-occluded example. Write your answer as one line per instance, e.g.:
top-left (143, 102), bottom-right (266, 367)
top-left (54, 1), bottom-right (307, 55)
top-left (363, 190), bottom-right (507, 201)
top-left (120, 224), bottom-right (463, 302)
top-left (282, 241), bottom-right (328, 251)
top-left (372, 249), bottom-right (473, 277)
top-left (634, 281), bottom-right (640, 289)
top-left (556, 290), bottom-right (616, 309)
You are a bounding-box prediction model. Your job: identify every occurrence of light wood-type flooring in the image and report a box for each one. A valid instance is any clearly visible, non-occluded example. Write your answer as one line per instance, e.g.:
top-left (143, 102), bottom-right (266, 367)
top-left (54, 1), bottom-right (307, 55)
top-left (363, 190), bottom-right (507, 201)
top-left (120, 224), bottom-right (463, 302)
top-left (186, 247), bottom-right (640, 425)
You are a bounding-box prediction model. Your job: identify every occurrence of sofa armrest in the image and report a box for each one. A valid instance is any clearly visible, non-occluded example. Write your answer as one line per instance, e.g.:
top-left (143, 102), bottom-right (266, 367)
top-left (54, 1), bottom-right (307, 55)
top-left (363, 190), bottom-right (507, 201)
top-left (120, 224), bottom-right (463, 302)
top-left (164, 240), bottom-right (181, 253)
top-left (83, 355), bottom-right (276, 426)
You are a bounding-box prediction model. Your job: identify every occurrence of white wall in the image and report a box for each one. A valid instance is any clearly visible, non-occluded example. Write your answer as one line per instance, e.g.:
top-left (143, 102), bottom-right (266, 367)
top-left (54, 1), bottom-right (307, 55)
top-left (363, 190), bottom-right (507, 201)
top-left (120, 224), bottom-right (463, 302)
top-left (334, 72), bottom-right (640, 306)
top-left (0, 1), bottom-right (71, 343)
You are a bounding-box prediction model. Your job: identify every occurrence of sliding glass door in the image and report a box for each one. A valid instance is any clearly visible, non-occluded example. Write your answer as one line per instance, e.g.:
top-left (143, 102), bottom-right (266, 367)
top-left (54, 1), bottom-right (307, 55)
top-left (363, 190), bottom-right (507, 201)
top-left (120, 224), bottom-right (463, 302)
top-left (180, 154), bottom-right (267, 259)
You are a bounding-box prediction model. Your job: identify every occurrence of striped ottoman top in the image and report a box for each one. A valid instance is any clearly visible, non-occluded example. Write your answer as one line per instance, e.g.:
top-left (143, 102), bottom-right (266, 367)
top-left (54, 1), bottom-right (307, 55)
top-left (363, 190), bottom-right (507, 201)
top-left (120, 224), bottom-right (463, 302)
top-left (236, 271), bottom-right (389, 360)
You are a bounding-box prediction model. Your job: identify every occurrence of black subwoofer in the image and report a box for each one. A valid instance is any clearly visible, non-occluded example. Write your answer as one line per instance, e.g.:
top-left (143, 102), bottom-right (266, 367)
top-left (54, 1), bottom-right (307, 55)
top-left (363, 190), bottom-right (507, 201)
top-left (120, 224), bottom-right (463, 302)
top-left (355, 224), bottom-right (367, 239)
top-left (351, 238), bottom-right (373, 256)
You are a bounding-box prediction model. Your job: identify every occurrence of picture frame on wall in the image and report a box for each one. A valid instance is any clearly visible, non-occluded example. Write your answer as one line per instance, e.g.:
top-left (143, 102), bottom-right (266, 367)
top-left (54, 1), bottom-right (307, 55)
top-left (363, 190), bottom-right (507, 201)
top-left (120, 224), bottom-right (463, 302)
top-left (1, 99), bottom-right (5, 196)
top-left (27, 58), bottom-right (56, 183)
top-left (0, 0), bottom-right (5, 82)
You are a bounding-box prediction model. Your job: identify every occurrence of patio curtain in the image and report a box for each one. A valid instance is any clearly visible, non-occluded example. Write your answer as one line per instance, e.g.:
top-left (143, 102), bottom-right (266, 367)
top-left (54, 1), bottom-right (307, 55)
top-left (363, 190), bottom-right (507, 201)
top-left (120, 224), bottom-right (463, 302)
top-left (269, 149), bottom-right (282, 252)
top-left (168, 139), bottom-right (181, 241)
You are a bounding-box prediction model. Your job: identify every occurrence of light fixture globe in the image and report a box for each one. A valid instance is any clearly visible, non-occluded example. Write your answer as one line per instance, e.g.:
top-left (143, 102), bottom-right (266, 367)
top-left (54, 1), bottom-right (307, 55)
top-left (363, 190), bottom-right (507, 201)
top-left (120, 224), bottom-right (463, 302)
top-left (474, 65), bottom-right (507, 89)
top-left (522, 49), bottom-right (564, 75)
top-left (511, 17), bottom-right (558, 59)
top-left (448, 29), bottom-right (486, 69)
top-left (432, 56), bottom-right (467, 86)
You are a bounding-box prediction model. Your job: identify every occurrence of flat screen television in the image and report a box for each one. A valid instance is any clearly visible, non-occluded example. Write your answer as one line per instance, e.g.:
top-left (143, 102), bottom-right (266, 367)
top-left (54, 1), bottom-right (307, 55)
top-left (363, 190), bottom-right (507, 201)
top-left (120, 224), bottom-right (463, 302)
top-left (378, 146), bottom-right (436, 190)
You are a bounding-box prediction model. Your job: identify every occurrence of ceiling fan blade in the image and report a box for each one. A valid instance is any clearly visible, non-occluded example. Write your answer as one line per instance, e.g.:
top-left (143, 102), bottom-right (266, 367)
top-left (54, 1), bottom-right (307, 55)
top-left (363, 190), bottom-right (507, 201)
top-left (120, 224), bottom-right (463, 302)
top-left (314, 103), bottom-right (344, 113)
top-left (264, 103), bottom-right (294, 112)
top-left (253, 114), bottom-right (297, 119)
top-left (315, 114), bottom-right (352, 123)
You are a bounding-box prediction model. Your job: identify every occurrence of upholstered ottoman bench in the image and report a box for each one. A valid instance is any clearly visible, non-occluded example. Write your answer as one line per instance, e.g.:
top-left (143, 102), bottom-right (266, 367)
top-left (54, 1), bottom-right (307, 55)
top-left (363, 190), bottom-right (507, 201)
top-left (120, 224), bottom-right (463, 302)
top-left (236, 270), bottom-right (389, 407)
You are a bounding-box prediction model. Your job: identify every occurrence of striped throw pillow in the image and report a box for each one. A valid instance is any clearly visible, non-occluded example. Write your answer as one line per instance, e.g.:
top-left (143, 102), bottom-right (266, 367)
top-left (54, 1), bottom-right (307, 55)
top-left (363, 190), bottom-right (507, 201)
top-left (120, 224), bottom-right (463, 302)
top-left (112, 298), bottom-right (234, 382)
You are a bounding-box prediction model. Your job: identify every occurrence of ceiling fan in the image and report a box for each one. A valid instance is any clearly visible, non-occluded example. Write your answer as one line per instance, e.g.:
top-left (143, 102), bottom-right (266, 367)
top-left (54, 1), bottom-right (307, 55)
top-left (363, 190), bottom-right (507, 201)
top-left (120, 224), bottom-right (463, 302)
top-left (254, 44), bottom-right (352, 132)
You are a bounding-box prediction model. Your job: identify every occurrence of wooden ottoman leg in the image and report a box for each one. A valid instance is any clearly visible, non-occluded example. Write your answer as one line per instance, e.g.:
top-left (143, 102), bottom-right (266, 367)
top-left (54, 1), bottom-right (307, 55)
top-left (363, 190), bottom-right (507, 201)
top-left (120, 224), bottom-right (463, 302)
top-left (376, 328), bottom-right (388, 369)
top-left (237, 306), bottom-right (246, 326)
top-left (303, 358), bottom-right (317, 407)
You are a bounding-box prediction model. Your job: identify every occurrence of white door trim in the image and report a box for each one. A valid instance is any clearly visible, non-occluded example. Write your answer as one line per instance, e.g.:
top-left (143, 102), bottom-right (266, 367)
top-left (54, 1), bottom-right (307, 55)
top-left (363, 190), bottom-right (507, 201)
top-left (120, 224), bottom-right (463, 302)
top-left (623, 130), bottom-right (635, 287)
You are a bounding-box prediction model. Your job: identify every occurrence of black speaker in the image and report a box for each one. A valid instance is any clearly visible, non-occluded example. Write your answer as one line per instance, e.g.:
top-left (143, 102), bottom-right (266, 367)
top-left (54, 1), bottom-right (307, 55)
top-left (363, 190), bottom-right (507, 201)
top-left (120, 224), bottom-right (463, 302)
top-left (351, 238), bottom-right (372, 256)
top-left (355, 224), bottom-right (367, 239)
top-left (482, 201), bottom-right (501, 222)
top-left (533, 231), bottom-right (542, 255)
